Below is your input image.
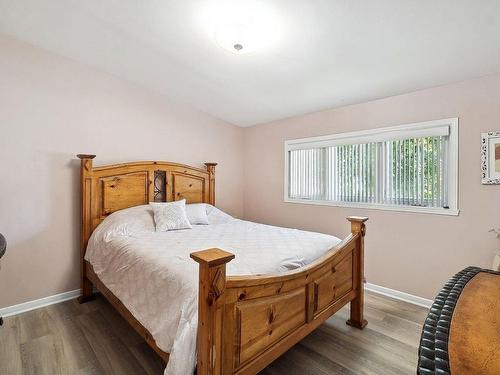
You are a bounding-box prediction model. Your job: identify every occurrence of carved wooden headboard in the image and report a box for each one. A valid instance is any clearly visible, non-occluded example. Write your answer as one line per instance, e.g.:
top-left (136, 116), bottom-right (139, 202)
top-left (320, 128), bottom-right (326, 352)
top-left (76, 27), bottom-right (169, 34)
top-left (77, 154), bottom-right (217, 254)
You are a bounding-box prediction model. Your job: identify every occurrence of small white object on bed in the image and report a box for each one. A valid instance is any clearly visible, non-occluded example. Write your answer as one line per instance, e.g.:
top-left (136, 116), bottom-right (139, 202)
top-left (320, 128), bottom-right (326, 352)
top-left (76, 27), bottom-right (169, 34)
top-left (85, 204), bottom-right (341, 375)
top-left (185, 203), bottom-right (210, 225)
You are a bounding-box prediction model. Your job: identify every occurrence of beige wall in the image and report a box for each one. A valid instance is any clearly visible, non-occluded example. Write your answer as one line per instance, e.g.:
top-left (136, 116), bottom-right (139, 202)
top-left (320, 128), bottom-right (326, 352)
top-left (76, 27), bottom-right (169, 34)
top-left (1, 33), bottom-right (499, 310)
top-left (243, 73), bottom-right (500, 300)
top-left (0, 35), bottom-right (244, 309)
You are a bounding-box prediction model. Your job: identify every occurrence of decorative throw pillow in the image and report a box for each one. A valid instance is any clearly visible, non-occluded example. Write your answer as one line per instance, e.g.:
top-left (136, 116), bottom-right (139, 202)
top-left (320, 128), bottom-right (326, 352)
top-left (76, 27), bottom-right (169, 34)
top-left (150, 200), bottom-right (192, 231)
top-left (186, 203), bottom-right (209, 225)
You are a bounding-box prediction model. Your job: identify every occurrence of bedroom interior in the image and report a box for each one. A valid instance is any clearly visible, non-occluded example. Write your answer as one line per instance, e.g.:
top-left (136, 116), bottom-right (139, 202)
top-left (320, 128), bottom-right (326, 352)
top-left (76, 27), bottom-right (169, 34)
top-left (0, 1), bottom-right (499, 375)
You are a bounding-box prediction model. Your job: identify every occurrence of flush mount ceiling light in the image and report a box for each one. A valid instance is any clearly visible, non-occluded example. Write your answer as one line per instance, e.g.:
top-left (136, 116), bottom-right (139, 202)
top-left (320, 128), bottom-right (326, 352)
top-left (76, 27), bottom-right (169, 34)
top-left (203, 1), bottom-right (282, 55)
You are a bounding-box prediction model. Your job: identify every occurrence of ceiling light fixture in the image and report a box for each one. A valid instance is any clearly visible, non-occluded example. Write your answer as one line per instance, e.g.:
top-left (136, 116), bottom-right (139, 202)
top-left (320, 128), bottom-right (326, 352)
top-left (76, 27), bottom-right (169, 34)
top-left (205, 1), bottom-right (282, 55)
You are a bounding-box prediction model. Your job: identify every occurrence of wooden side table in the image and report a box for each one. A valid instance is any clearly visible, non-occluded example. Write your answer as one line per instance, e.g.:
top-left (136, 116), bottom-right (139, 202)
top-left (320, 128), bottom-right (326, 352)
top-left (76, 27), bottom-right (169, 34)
top-left (418, 267), bottom-right (500, 375)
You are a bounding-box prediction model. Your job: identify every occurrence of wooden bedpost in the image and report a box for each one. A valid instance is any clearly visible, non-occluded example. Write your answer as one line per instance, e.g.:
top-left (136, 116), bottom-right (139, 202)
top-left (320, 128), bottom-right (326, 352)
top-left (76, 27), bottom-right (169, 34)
top-left (77, 154), bottom-right (96, 303)
top-left (204, 163), bottom-right (217, 206)
top-left (191, 248), bottom-right (235, 375)
top-left (346, 216), bottom-right (368, 329)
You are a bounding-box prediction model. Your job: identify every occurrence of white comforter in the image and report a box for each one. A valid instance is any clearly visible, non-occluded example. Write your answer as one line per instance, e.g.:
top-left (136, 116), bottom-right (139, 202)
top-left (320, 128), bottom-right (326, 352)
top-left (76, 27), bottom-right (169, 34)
top-left (85, 205), bottom-right (341, 375)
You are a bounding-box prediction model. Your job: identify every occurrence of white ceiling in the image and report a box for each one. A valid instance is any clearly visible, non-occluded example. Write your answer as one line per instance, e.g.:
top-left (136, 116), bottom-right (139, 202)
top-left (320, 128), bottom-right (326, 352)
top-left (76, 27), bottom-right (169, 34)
top-left (1, 0), bottom-right (500, 126)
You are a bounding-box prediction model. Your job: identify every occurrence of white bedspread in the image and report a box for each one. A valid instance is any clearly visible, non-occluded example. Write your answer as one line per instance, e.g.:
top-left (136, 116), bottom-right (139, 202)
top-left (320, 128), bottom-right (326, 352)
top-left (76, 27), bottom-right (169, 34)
top-left (85, 205), bottom-right (341, 375)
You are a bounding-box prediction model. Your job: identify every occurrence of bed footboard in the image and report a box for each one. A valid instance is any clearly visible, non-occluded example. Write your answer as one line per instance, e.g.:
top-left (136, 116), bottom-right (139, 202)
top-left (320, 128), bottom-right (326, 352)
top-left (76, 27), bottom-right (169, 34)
top-left (191, 216), bottom-right (368, 375)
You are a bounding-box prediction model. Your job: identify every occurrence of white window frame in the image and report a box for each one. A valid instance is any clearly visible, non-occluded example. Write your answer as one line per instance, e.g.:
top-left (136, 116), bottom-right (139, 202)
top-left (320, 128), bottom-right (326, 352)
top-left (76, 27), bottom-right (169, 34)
top-left (284, 118), bottom-right (459, 216)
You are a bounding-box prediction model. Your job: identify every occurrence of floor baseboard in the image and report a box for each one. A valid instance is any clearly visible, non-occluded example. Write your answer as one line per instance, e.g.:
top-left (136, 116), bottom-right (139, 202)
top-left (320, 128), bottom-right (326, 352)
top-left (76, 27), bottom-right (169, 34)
top-left (365, 282), bottom-right (433, 308)
top-left (0, 289), bottom-right (80, 318)
top-left (0, 283), bottom-right (432, 319)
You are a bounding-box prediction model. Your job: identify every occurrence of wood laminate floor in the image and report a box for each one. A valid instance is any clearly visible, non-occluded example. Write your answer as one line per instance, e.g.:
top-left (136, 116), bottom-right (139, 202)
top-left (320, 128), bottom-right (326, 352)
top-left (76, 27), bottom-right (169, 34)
top-left (0, 291), bottom-right (428, 375)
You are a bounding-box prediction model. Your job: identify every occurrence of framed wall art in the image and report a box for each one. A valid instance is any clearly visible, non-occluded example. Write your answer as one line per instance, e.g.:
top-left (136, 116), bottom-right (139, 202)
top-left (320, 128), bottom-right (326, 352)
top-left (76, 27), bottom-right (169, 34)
top-left (481, 131), bottom-right (500, 184)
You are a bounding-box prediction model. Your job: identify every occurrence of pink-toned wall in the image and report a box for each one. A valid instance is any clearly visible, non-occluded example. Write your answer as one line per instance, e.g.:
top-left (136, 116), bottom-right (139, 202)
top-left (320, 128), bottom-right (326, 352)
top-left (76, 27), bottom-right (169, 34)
top-left (0, 35), bottom-right (244, 309)
top-left (243, 73), bottom-right (500, 300)
top-left (1, 33), bottom-right (499, 310)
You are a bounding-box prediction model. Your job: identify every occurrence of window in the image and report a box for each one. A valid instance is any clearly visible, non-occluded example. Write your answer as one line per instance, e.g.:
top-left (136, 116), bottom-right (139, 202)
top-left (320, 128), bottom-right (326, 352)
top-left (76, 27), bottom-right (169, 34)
top-left (284, 118), bottom-right (459, 215)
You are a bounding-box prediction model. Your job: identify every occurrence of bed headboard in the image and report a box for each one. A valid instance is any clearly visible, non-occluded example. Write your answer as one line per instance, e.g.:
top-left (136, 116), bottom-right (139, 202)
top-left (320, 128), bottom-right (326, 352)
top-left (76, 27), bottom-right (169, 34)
top-left (77, 154), bottom-right (217, 251)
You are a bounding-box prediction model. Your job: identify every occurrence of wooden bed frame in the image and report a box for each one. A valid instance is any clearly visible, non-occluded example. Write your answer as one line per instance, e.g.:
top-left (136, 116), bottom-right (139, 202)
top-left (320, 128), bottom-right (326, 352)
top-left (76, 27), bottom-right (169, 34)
top-left (77, 154), bottom-right (368, 375)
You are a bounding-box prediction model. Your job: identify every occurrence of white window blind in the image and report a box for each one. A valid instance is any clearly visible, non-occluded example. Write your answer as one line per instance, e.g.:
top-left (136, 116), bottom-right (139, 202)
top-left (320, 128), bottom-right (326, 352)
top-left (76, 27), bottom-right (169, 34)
top-left (285, 118), bottom-right (458, 215)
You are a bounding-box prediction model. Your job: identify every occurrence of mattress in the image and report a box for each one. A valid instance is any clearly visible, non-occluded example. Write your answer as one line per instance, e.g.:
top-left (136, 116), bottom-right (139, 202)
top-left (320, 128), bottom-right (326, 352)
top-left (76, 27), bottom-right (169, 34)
top-left (85, 204), bottom-right (341, 375)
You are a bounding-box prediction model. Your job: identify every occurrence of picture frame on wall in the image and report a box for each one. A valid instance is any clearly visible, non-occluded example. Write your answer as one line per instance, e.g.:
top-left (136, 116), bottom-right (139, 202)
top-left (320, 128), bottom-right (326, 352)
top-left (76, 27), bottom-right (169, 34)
top-left (481, 131), bottom-right (500, 184)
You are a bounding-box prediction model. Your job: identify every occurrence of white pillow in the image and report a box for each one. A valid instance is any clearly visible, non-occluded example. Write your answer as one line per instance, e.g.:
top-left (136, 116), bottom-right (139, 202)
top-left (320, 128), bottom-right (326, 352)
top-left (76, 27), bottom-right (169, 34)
top-left (186, 203), bottom-right (209, 225)
top-left (206, 204), bottom-right (236, 225)
top-left (150, 200), bottom-right (192, 231)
